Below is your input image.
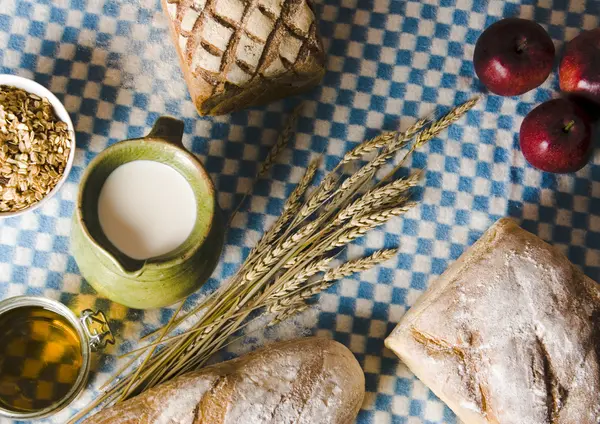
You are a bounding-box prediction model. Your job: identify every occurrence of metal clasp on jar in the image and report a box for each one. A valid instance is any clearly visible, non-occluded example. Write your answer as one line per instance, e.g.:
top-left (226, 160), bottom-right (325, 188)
top-left (80, 309), bottom-right (115, 351)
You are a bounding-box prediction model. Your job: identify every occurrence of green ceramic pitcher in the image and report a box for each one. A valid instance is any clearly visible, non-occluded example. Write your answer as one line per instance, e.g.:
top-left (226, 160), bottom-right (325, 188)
top-left (71, 116), bottom-right (224, 309)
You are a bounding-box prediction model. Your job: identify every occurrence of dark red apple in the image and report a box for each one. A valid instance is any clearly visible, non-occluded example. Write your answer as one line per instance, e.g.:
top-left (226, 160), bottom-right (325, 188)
top-left (474, 18), bottom-right (555, 96)
top-left (519, 98), bottom-right (593, 173)
top-left (559, 28), bottom-right (600, 104)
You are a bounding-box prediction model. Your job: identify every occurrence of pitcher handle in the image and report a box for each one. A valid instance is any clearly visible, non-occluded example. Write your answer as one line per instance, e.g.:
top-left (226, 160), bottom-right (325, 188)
top-left (147, 116), bottom-right (185, 147)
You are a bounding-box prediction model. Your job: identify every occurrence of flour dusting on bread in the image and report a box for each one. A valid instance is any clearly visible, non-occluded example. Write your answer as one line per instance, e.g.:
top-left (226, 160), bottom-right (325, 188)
top-left (161, 0), bottom-right (325, 115)
top-left (386, 218), bottom-right (600, 424)
top-left (83, 338), bottom-right (365, 424)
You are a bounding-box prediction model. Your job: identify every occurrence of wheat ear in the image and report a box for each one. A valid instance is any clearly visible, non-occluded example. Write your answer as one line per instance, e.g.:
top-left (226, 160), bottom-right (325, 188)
top-left (229, 103), bottom-right (303, 224)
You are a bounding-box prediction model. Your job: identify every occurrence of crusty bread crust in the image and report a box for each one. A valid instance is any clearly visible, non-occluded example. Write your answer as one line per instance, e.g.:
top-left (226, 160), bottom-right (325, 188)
top-left (161, 0), bottom-right (325, 116)
top-left (385, 218), bottom-right (600, 424)
top-left (83, 337), bottom-right (365, 424)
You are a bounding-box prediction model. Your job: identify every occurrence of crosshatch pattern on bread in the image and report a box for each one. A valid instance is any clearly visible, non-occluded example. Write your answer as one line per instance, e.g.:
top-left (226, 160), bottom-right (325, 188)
top-left (162, 0), bottom-right (325, 115)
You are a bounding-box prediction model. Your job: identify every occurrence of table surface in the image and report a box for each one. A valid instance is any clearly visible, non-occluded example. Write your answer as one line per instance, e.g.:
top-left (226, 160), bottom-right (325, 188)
top-left (1, 0), bottom-right (599, 423)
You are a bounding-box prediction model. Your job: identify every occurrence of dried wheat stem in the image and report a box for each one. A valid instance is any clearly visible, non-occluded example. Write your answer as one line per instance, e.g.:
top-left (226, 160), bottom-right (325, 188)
top-left (293, 118), bottom-right (426, 225)
top-left (338, 146), bottom-right (396, 193)
top-left (344, 118), bottom-right (430, 187)
top-left (340, 117), bottom-right (430, 163)
top-left (324, 248), bottom-right (398, 281)
top-left (350, 204), bottom-right (417, 228)
top-left (296, 175), bottom-right (337, 219)
top-left (333, 173), bottom-right (421, 225)
top-left (258, 103), bottom-right (303, 177)
top-left (242, 221), bottom-right (318, 283)
top-left (118, 300), bottom-right (185, 401)
top-left (269, 302), bottom-right (309, 326)
top-left (342, 131), bottom-right (396, 162)
top-left (267, 256), bottom-right (334, 305)
top-left (377, 98), bottom-right (480, 186)
top-left (284, 158), bottom-right (320, 211)
top-left (280, 257), bottom-right (333, 291)
top-left (327, 203), bottom-right (417, 249)
top-left (415, 97), bottom-right (479, 148)
top-left (328, 121), bottom-right (423, 214)
top-left (229, 103), bottom-right (303, 224)
top-left (273, 248), bottom-right (399, 319)
top-left (249, 158), bottom-right (320, 257)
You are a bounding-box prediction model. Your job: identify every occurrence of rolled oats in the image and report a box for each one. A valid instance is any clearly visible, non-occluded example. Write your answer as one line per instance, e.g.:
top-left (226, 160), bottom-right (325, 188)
top-left (0, 85), bottom-right (73, 213)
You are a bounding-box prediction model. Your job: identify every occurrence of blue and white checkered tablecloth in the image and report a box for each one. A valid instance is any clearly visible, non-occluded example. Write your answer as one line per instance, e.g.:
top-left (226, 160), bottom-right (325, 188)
top-left (1, 0), bottom-right (599, 423)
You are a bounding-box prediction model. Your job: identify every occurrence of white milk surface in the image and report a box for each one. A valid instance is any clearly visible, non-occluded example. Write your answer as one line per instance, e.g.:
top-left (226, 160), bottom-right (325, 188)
top-left (97, 160), bottom-right (197, 260)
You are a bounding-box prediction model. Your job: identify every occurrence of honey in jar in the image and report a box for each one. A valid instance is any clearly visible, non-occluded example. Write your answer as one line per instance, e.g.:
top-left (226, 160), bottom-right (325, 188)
top-left (0, 305), bottom-right (83, 413)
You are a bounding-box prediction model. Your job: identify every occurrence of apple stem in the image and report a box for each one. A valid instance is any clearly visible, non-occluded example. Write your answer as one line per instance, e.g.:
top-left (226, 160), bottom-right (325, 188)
top-left (516, 38), bottom-right (527, 53)
top-left (563, 120), bottom-right (575, 133)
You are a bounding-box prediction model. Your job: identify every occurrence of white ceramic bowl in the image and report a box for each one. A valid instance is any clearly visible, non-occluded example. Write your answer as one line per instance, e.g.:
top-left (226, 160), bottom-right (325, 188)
top-left (0, 74), bottom-right (76, 218)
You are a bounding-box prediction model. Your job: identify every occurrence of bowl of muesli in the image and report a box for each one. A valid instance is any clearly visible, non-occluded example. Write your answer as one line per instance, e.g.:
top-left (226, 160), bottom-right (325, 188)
top-left (0, 74), bottom-right (75, 218)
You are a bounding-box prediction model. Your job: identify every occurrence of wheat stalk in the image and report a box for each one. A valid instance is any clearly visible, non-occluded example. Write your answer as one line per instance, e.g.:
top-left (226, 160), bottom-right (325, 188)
top-left (284, 158), bottom-right (320, 212)
top-left (268, 256), bottom-right (334, 302)
top-left (258, 103), bottom-right (303, 177)
top-left (275, 249), bottom-right (398, 312)
top-left (270, 249), bottom-right (397, 324)
top-left (250, 157), bottom-right (320, 256)
top-left (242, 221), bottom-right (318, 283)
top-left (269, 303), bottom-right (310, 325)
top-left (325, 248), bottom-right (398, 280)
top-left (228, 103), bottom-right (303, 224)
top-left (292, 116), bottom-right (429, 226)
top-left (340, 117), bottom-right (430, 163)
top-left (333, 173), bottom-right (421, 225)
top-left (325, 202), bottom-right (417, 250)
top-left (72, 97), bottom-right (477, 423)
top-left (297, 175), bottom-right (337, 219)
top-left (418, 97), bottom-right (479, 146)
top-left (378, 96), bottom-right (480, 186)
top-left (350, 205), bottom-right (417, 227)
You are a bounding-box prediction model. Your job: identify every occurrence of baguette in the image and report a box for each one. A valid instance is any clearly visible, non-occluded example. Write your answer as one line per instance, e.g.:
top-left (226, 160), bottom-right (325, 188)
top-left (385, 218), bottom-right (600, 424)
top-left (83, 337), bottom-right (365, 424)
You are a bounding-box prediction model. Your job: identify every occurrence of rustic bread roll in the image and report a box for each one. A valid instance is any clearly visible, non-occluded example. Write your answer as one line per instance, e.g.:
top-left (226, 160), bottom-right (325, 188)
top-left (83, 337), bottom-right (365, 424)
top-left (385, 218), bottom-right (600, 424)
top-left (161, 0), bottom-right (326, 116)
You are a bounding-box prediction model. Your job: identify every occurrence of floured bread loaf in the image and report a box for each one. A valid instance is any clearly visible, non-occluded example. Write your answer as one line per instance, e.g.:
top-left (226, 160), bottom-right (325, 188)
top-left (385, 218), bottom-right (600, 424)
top-left (83, 337), bottom-right (365, 424)
top-left (162, 0), bottom-right (325, 115)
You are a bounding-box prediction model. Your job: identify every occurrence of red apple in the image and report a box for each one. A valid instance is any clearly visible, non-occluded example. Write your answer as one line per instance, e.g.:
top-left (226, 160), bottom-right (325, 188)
top-left (474, 18), bottom-right (555, 96)
top-left (519, 98), bottom-right (593, 173)
top-left (559, 28), bottom-right (600, 104)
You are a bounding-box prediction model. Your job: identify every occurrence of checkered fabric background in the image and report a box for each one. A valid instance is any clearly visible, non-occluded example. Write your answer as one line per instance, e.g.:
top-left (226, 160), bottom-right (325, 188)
top-left (0, 0), bottom-right (599, 422)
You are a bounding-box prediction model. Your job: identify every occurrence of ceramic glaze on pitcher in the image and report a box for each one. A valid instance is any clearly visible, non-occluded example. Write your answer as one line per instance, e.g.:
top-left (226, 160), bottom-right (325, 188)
top-left (71, 117), bottom-right (224, 309)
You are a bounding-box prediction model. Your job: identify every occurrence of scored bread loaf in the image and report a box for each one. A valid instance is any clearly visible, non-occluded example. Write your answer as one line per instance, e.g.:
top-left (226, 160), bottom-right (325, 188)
top-left (162, 0), bottom-right (326, 115)
top-left (385, 218), bottom-right (600, 424)
top-left (82, 337), bottom-right (365, 424)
